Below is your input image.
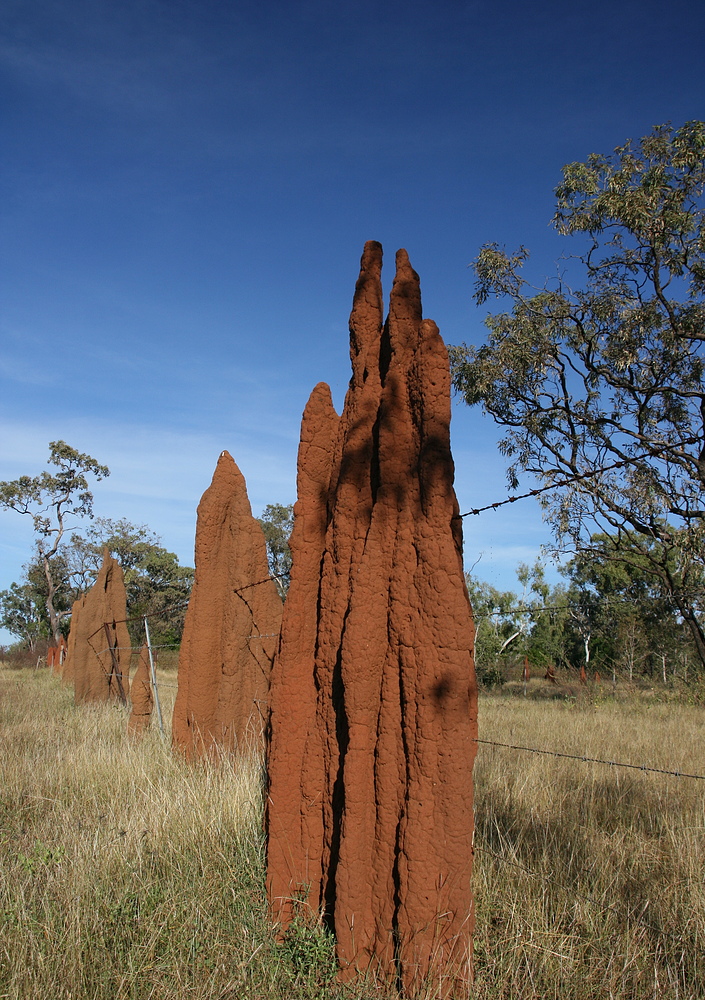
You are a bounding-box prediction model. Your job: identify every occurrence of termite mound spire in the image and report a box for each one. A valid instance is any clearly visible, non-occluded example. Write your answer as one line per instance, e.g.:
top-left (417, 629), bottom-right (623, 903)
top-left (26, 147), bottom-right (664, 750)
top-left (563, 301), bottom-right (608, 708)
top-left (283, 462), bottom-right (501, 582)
top-left (267, 241), bottom-right (477, 996)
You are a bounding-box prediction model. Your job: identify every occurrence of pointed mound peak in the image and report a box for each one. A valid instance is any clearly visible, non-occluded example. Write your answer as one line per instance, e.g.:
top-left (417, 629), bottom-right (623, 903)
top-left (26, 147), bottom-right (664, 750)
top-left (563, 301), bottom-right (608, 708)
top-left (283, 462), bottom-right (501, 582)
top-left (206, 449), bottom-right (250, 507)
top-left (304, 382), bottom-right (338, 421)
top-left (390, 248), bottom-right (422, 320)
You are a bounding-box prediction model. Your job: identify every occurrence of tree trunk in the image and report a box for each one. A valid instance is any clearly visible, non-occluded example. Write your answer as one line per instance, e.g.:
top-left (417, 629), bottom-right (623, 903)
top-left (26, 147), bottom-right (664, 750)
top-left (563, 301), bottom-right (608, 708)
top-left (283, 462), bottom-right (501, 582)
top-left (43, 552), bottom-right (62, 646)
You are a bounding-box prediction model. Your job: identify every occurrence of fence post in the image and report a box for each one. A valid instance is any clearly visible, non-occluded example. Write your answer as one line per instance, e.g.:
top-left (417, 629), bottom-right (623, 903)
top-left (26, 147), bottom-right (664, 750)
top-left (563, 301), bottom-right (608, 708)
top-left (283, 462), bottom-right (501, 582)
top-left (143, 616), bottom-right (164, 735)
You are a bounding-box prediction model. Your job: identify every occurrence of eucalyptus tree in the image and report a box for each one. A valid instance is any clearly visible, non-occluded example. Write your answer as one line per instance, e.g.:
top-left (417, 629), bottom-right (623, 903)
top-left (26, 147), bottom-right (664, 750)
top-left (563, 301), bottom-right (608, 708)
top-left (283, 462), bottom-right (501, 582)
top-left (450, 122), bottom-right (705, 665)
top-left (0, 582), bottom-right (46, 651)
top-left (0, 442), bottom-right (109, 644)
top-left (563, 531), bottom-right (702, 681)
top-left (257, 503), bottom-right (294, 598)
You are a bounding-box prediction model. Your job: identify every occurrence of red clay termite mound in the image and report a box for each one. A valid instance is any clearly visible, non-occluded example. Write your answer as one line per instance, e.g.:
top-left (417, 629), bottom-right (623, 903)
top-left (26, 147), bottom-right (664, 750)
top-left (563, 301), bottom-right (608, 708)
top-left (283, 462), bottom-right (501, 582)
top-left (48, 636), bottom-right (68, 675)
top-left (61, 595), bottom-right (85, 686)
top-left (128, 643), bottom-right (154, 736)
top-left (267, 242), bottom-right (478, 996)
top-left (72, 550), bottom-right (131, 705)
top-left (172, 451), bottom-right (283, 759)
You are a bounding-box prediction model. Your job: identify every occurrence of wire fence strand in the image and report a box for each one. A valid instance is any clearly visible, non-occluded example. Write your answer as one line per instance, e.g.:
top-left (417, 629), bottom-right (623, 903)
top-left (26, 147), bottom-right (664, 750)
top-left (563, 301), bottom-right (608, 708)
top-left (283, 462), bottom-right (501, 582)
top-left (84, 600), bottom-right (191, 642)
top-left (456, 435), bottom-right (702, 518)
top-left (474, 737), bottom-right (705, 781)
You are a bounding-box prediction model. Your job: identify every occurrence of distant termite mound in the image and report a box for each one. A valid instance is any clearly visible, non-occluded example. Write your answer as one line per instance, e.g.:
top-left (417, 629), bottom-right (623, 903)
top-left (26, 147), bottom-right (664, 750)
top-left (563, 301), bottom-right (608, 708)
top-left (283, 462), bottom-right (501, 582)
top-left (172, 451), bottom-right (282, 759)
top-left (71, 550), bottom-right (131, 705)
top-left (47, 640), bottom-right (65, 674)
top-left (128, 643), bottom-right (154, 736)
top-left (58, 635), bottom-right (67, 670)
top-left (266, 241), bottom-right (478, 996)
top-left (61, 595), bottom-right (85, 686)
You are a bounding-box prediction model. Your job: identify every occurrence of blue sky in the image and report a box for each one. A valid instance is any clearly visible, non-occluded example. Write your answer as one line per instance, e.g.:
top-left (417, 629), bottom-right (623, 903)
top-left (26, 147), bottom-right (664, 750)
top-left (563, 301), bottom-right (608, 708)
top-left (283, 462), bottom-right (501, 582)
top-left (1, 0), bottom-right (704, 642)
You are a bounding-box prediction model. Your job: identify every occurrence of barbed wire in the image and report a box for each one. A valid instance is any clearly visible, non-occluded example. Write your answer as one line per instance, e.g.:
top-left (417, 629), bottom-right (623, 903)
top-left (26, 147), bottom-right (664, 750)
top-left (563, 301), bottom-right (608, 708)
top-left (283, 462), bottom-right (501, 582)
top-left (85, 600), bottom-right (190, 643)
top-left (233, 576), bottom-right (279, 595)
top-left (456, 436), bottom-right (702, 518)
top-left (474, 738), bottom-right (705, 780)
top-left (92, 644), bottom-right (181, 656)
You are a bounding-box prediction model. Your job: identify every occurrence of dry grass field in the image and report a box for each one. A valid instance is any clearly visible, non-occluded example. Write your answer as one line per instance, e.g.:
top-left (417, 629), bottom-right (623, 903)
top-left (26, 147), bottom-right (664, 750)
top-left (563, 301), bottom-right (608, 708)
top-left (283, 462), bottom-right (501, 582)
top-left (0, 663), bottom-right (703, 999)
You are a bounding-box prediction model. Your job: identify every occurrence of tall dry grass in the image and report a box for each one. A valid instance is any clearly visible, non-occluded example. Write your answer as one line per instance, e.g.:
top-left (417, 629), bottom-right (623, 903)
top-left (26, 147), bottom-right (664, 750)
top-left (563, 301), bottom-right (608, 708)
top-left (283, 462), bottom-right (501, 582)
top-left (0, 666), bottom-right (703, 998)
top-left (0, 667), bottom-right (277, 999)
top-left (473, 695), bottom-right (705, 999)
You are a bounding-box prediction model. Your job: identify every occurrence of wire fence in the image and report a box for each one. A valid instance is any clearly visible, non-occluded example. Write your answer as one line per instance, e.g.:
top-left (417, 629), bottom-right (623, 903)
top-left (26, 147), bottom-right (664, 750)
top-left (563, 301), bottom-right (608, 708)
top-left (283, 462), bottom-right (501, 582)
top-left (48, 445), bottom-right (705, 976)
top-left (84, 599), bottom-right (190, 643)
top-left (471, 592), bottom-right (705, 622)
top-left (472, 728), bottom-right (705, 963)
top-left (456, 434), bottom-right (702, 518)
top-left (473, 736), bottom-right (705, 780)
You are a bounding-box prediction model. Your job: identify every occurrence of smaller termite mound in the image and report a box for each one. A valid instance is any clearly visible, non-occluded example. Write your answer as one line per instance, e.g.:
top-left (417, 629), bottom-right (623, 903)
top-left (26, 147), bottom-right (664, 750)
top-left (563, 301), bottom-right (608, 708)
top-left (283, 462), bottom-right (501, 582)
top-left (172, 451), bottom-right (283, 759)
top-left (69, 550), bottom-right (131, 705)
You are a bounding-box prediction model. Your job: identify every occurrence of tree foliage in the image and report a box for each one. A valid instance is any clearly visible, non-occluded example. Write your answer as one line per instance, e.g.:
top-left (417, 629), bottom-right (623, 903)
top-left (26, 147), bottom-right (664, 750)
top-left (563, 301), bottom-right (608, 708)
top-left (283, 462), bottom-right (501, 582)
top-left (0, 442), bottom-right (109, 643)
top-left (562, 531), bottom-right (700, 681)
top-left (466, 549), bottom-right (702, 689)
top-left (0, 582), bottom-right (47, 651)
top-left (257, 503), bottom-right (294, 598)
top-left (449, 122), bottom-right (705, 664)
top-left (68, 518), bottom-right (193, 644)
top-left (1, 516), bottom-right (193, 650)
top-left (464, 574), bottom-right (523, 686)
top-left (467, 561), bottom-right (573, 685)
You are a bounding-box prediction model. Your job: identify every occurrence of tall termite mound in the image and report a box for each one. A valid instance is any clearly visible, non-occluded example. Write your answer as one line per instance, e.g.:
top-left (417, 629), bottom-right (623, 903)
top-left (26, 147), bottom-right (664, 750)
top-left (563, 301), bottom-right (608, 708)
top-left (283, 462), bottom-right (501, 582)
top-left (172, 451), bottom-right (283, 758)
top-left (128, 643), bottom-right (154, 736)
top-left (267, 241), bottom-right (478, 996)
top-left (71, 550), bottom-right (131, 705)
